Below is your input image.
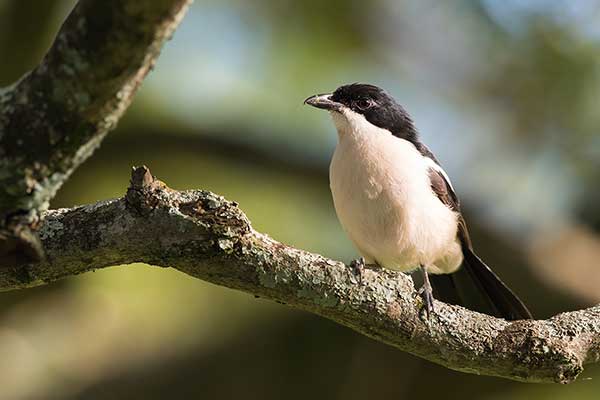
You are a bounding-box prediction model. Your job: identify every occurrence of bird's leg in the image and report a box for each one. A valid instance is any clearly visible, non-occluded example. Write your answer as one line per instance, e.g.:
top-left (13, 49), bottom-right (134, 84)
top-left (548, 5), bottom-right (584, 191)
top-left (349, 257), bottom-right (365, 283)
top-left (417, 265), bottom-right (435, 317)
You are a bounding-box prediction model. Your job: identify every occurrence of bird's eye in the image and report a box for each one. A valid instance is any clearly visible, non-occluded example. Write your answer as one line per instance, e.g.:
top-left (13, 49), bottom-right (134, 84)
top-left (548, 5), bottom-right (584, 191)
top-left (355, 99), bottom-right (372, 110)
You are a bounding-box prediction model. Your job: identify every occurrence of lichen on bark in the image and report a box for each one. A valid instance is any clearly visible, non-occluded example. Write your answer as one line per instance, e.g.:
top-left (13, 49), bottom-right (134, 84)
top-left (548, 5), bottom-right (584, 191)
top-left (1, 166), bottom-right (597, 384)
top-left (1, 0), bottom-right (599, 385)
top-left (0, 0), bottom-right (192, 264)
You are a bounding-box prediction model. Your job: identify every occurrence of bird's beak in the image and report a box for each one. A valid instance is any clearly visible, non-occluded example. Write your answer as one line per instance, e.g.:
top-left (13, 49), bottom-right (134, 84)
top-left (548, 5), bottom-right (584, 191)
top-left (304, 93), bottom-right (342, 112)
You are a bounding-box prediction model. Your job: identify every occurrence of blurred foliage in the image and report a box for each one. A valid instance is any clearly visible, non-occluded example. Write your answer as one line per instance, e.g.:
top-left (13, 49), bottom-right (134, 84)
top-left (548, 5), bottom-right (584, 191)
top-left (0, 0), bottom-right (599, 399)
top-left (479, 20), bottom-right (600, 174)
top-left (0, 0), bottom-right (74, 85)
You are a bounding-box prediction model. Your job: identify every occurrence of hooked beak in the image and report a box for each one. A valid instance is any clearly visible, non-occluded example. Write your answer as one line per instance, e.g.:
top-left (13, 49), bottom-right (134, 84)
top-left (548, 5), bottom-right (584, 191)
top-left (304, 93), bottom-right (342, 112)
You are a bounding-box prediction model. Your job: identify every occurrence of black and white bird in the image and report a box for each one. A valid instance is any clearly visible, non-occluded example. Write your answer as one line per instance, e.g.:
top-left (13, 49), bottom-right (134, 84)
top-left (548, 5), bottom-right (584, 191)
top-left (304, 83), bottom-right (532, 320)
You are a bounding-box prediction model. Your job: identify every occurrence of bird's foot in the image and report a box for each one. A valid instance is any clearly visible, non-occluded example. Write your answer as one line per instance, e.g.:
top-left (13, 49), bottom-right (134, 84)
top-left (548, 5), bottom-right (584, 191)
top-left (417, 266), bottom-right (435, 318)
top-left (417, 284), bottom-right (435, 318)
top-left (349, 257), bottom-right (365, 284)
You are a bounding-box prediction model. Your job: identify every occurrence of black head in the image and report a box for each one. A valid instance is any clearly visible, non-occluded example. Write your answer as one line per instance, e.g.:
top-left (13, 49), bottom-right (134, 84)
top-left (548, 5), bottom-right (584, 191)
top-left (304, 83), bottom-right (418, 142)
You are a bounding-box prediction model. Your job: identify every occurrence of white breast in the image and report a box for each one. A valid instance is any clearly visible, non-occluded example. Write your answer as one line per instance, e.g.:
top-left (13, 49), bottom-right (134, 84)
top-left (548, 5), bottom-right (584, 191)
top-left (329, 109), bottom-right (462, 273)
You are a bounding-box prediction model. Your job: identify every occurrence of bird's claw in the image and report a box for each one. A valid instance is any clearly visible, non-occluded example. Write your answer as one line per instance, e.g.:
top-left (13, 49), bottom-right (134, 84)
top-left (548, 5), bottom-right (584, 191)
top-left (417, 265), bottom-right (435, 319)
top-left (417, 284), bottom-right (435, 318)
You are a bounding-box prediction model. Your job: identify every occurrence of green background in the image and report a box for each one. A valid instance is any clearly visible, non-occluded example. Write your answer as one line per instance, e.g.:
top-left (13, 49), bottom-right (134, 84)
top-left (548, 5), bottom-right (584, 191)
top-left (1, 0), bottom-right (599, 398)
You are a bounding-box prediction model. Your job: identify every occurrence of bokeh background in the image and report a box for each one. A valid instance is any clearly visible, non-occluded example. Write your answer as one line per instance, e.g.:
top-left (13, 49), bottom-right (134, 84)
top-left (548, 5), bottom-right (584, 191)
top-left (1, 0), bottom-right (600, 398)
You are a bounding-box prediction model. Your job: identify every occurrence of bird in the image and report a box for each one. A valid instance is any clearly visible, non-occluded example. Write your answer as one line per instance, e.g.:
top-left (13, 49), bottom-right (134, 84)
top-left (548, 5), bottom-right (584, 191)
top-left (304, 83), bottom-right (532, 320)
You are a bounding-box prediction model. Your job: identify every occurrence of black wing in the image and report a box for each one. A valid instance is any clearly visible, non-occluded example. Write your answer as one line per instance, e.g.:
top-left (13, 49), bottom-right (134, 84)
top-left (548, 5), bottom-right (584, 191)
top-left (426, 159), bottom-right (532, 320)
top-left (426, 161), bottom-right (470, 245)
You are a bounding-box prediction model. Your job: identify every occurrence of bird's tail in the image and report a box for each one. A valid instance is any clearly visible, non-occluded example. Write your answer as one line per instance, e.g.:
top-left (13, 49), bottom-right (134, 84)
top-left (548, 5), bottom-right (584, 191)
top-left (430, 247), bottom-right (532, 320)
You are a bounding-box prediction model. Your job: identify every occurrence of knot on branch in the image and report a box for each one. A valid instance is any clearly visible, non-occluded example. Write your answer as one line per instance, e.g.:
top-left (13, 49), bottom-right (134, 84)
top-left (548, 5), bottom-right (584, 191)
top-left (125, 165), bottom-right (172, 216)
top-left (125, 165), bottom-right (252, 241)
top-left (178, 193), bottom-right (252, 241)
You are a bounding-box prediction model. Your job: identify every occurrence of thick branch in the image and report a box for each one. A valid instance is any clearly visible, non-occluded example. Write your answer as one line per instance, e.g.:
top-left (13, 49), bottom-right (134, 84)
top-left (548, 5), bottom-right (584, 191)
top-left (0, 0), bottom-right (191, 262)
top-left (3, 166), bottom-right (599, 384)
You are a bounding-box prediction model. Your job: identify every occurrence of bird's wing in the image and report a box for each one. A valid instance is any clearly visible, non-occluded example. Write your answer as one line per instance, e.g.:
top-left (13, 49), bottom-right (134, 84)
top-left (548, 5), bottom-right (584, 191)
top-left (427, 161), bottom-right (459, 211)
top-left (425, 159), bottom-right (472, 247)
top-left (425, 157), bottom-right (532, 319)
top-left (415, 142), bottom-right (462, 214)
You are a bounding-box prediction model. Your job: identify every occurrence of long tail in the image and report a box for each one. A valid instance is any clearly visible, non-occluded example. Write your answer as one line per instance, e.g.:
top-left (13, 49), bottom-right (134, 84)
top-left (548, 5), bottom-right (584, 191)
top-left (430, 247), bottom-right (532, 320)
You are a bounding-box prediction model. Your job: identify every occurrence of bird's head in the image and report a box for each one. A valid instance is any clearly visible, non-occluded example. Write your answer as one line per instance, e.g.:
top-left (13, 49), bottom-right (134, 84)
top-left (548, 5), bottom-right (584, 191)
top-left (304, 83), bottom-right (417, 141)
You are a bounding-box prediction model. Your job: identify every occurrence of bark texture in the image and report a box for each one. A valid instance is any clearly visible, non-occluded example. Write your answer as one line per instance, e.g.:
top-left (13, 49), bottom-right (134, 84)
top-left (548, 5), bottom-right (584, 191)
top-left (0, 0), bottom-right (598, 385)
top-left (0, 0), bottom-right (192, 264)
top-left (2, 166), bottom-right (598, 384)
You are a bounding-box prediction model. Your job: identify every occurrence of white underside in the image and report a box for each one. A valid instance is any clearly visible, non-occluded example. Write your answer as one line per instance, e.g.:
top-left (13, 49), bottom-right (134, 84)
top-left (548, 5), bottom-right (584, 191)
top-left (329, 109), bottom-right (462, 274)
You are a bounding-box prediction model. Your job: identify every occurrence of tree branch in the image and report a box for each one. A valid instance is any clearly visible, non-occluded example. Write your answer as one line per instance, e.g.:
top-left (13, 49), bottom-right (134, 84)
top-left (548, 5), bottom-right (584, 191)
top-left (3, 166), bottom-right (598, 384)
top-left (1, 0), bottom-right (598, 385)
top-left (0, 0), bottom-right (192, 263)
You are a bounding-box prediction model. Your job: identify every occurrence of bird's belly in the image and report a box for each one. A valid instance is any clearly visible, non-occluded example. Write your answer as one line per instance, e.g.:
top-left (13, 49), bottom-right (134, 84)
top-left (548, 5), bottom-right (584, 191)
top-left (334, 188), bottom-right (415, 267)
top-left (330, 139), bottom-right (460, 273)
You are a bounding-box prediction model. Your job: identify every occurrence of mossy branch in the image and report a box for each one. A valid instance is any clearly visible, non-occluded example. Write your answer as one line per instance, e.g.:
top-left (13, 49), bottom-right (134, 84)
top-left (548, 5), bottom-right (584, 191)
top-left (3, 166), bottom-right (599, 384)
top-left (0, 0), bottom-right (192, 264)
top-left (1, 0), bottom-right (598, 385)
